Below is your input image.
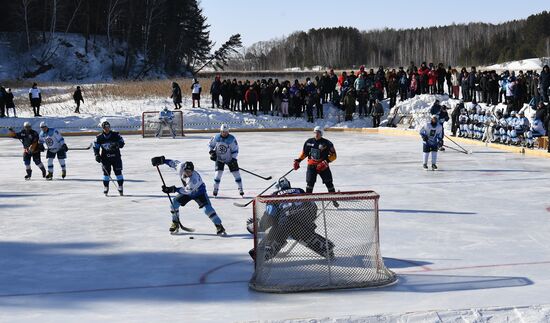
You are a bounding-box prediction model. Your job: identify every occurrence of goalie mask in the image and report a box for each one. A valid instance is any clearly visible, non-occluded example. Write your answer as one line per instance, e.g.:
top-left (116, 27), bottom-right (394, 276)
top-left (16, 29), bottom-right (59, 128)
top-left (277, 177), bottom-right (291, 190)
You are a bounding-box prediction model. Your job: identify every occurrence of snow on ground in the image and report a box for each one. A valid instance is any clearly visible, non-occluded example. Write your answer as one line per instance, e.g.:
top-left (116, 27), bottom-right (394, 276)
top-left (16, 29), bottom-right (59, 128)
top-left (0, 87), bottom-right (384, 135)
top-left (1, 131), bottom-right (550, 322)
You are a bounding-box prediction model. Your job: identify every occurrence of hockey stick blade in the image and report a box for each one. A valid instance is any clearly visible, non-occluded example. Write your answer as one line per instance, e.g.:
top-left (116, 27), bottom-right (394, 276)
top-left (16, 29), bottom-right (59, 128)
top-left (233, 168), bottom-right (294, 208)
top-left (179, 221), bottom-right (195, 232)
top-left (233, 200), bottom-right (252, 208)
top-left (239, 167), bottom-right (273, 181)
top-left (69, 143), bottom-right (93, 150)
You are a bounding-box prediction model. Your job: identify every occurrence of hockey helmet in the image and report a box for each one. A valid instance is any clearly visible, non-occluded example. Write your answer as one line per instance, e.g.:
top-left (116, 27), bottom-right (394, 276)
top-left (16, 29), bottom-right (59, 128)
top-left (220, 124), bottom-right (230, 133)
top-left (277, 177), bottom-right (291, 190)
top-left (23, 121), bottom-right (31, 128)
top-left (163, 106), bottom-right (169, 111)
top-left (511, 111), bottom-right (517, 117)
top-left (313, 125), bottom-right (323, 135)
top-left (39, 121), bottom-right (48, 128)
top-left (101, 121), bottom-right (111, 129)
top-left (182, 161), bottom-right (194, 172)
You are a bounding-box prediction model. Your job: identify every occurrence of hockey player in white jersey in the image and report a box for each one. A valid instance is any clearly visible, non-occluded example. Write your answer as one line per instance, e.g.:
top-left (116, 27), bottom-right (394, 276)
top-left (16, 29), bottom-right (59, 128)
top-left (156, 107), bottom-right (177, 138)
top-left (39, 122), bottom-right (68, 180)
top-left (208, 124), bottom-right (243, 197)
top-left (458, 109), bottom-right (469, 137)
top-left (419, 115), bottom-right (443, 170)
top-left (153, 157), bottom-right (226, 235)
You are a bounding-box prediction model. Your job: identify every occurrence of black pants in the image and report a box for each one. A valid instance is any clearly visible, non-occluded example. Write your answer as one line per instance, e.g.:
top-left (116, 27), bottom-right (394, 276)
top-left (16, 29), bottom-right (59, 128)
top-left (102, 158), bottom-right (123, 187)
top-left (306, 164), bottom-right (334, 193)
top-left (373, 115), bottom-right (381, 128)
top-left (31, 99), bottom-right (41, 116)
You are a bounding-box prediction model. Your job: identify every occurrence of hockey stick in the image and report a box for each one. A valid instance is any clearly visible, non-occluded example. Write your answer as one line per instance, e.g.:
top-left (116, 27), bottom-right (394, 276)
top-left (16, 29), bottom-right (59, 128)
top-left (233, 168), bottom-right (294, 208)
top-left (443, 144), bottom-right (469, 154)
top-left (68, 143), bottom-right (92, 151)
top-left (445, 135), bottom-right (472, 154)
top-left (154, 164), bottom-right (195, 232)
top-left (239, 167), bottom-right (272, 180)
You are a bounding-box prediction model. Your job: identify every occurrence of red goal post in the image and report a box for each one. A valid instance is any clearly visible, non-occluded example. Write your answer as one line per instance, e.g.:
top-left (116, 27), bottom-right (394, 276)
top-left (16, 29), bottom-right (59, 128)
top-left (141, 110), bottom-right (185, 137)
top-left (249, 190), bottom-right (397, 293)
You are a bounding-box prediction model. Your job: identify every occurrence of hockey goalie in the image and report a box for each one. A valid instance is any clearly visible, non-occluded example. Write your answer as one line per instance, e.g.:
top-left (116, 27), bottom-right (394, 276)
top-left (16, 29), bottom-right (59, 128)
top-left (156, 107), bottom-right (177, 138)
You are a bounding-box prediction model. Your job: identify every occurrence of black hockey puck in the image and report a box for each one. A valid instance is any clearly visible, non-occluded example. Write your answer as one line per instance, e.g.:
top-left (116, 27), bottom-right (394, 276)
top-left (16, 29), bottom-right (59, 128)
top-left (189, 236), bottom-right (194, 239)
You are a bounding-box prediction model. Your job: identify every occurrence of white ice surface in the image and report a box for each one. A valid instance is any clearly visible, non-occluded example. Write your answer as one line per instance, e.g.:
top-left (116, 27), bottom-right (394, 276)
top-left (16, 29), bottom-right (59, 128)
top-left (1, 132), bottom-right (550, 322)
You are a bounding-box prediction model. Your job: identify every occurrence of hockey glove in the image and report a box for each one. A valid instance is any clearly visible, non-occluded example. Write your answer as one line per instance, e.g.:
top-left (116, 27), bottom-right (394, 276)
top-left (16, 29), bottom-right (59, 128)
top-left (316, 160), bottom-right (329, 173)
top-left (38, 143), bottom-right (45, 152)
top-left (151, 156), bottom-right (166, 167)
top-left (209, 150), bottom-right (217, 161)
top-left (162, 185), bottom-right (177, 194)
top-left (61, 144), bottom-right (68, 152)
top-left (95, 155), bottom-right (102, 163)
top-left (421, 135), bottom-right (428, 142)
top-left (293, 159), bottom-right (301, 170)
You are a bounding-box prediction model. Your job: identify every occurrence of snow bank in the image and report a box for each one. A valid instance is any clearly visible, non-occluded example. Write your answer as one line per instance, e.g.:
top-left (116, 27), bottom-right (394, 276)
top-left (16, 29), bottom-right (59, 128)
top-left (482, 57), bottom-right (549, 72)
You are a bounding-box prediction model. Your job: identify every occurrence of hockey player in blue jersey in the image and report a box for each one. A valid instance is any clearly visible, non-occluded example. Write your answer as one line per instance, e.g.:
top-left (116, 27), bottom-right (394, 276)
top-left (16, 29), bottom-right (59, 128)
top-left (93, 121), bottom-right (125, 195)
top-left (208, 124), bottom-right (243, 197)
top-left (154, 157), bottom-right (225, 235)
top-left (420, 115), bottom-right (443, 170)
top-left (156, 107), bottom-right (177, 138)
top-left (247, 177), bottom-right (334, 261)
top-left (39, 122), bottom-right (68, 180)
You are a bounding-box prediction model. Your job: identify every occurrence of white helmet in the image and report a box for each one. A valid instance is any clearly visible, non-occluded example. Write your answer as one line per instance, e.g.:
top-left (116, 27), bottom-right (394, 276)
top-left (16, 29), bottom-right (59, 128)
top-left (163, 106), bottom-right (169, 111)
top-left (313, 126), bottom-right (323, 135)
top-left (23, 121), bottom-right (31, 128)
top-left (220, 124), bottom-right (230, 132)
top-left (39, 121), bottom-right (48, 128)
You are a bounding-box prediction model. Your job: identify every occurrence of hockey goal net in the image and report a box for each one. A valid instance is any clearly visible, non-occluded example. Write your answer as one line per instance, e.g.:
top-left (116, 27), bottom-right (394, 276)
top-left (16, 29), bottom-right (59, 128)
top-left (141, 110), bottom-right (184, 137)
top-left (249, 190), bottom-right (396, 293)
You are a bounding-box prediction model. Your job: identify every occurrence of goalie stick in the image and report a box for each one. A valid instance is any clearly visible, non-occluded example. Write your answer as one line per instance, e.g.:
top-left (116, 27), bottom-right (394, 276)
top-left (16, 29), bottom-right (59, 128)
top-left (239, 167), bottom-right (272, 180)
top-left (233, 168), bottom-right (294, 208)
top-left (152, 157), bottom-right (195, 232)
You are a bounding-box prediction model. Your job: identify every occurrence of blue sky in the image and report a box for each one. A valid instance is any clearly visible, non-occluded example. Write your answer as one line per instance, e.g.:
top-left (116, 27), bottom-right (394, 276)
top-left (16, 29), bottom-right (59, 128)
top-left (201, 0), bottom-right (549, 48)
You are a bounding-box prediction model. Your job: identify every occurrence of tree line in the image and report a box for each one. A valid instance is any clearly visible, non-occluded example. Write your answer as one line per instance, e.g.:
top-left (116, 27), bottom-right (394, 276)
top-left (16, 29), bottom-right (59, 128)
top-left (0, 0), bottom-right (241, 78)
top-left (229, 11), bottom-right (550, 71)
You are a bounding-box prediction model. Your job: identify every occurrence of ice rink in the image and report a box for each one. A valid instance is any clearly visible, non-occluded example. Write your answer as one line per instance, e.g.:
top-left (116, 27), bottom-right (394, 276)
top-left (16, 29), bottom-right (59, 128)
top-left (1, 131), bottom-right (550, 322)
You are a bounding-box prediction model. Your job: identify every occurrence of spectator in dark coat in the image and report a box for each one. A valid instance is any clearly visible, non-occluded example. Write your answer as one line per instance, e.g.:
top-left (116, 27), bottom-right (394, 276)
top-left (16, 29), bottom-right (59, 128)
top-left (0, 86), bottom-right (6, 118)
top-left (210, 76), bottom-right (222, 108)
top-left (372, 99), bottom-right (384, 128)
top-left (171, 82), bottom-right (182, 109)
top-left (451, 100), bottom-right (464, 136)
top-left (73, 86), bottom-right (84, 113)
top-left (5, 88), bottom-right (15, 117)
top-left (540, 65), bottom-right (550, 102)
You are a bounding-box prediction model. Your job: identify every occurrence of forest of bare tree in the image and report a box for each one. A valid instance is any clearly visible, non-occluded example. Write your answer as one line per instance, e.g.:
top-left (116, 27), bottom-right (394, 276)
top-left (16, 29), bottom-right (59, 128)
top-left (228, 11), bottom-right (550, 70)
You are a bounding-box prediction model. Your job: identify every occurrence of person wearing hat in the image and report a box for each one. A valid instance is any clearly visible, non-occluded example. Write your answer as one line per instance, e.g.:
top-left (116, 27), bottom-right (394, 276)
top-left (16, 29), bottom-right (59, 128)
top-left (420, 115), bottom-right (443, 170)
top-left (5, 88), bottom-right (16, 117)
top-left (293, 126), bottom-right (338, 200)
top-left (208, 124), bottom-right (243, 197)
top-left (171, 82), bottom-right (182, 110)
top-left (29, 82), bottom-right (42, 117)
top-left (73, 86), bottom-right (84, 113)
top-left (8, 122), bottom-right (47, 179)
top-left (39, 121), bottom-right (68, 179)
top-left (93, 121), bottom-right (125, 195)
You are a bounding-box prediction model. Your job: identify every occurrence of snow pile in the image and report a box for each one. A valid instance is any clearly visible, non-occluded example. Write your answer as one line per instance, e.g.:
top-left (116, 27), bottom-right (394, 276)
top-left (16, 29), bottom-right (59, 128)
top-left (482, 57), bottom-right (549, 72)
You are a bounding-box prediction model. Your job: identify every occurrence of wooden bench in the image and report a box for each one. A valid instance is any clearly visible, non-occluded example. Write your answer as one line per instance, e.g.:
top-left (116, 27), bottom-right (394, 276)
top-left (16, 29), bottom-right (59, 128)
top-left (536, 136), bottom-right (549, 150)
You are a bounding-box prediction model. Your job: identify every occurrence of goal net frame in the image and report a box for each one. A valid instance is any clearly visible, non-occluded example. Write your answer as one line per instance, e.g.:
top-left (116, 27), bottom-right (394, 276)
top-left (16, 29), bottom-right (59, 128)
top-left (141, 110), bottom-right (185, 137)
top-left (249, 190), bottom-right (397, 293)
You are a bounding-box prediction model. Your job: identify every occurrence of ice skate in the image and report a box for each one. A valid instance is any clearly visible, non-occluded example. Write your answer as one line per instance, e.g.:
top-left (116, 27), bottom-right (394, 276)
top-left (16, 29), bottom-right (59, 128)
top-left (213, 188), bottom-right (218, 197)
top-left (215, 223), bottom-right (227, 236)
top-left (24, 170), bottom-right (32, 180)
top-left (41, 168), bottom-right (47, 178)
top-left (169, 221), bottom-right (179, 234)
top-left (423, 164), bottom-right (429, 170)
top-left (431, 164), bottom-right (438, 171)
top-left (61, 170), bottom-right (66, 179)
top-left (118, 186), bottom-right (123, 196)
top-left (103, 186), bottom-right (109, 196)
top-left (45, 172), bottom-right (53, 180)
top-left (238, 188), bottom-right (244, 197)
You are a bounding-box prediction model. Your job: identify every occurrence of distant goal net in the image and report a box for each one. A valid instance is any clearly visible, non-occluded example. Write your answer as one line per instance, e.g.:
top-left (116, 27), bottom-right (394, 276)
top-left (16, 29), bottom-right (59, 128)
top-left (249, 190), bottom-right (397, 293)
top-left (141, 110), bottom-right (184, 137)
